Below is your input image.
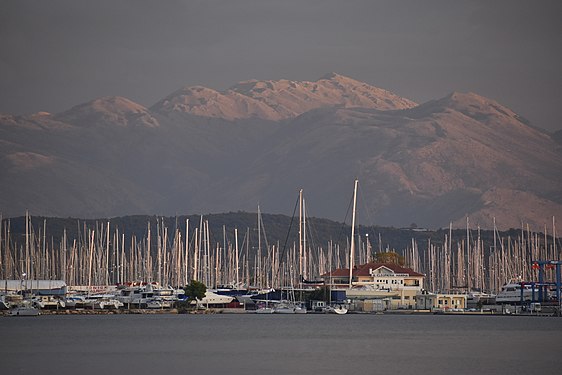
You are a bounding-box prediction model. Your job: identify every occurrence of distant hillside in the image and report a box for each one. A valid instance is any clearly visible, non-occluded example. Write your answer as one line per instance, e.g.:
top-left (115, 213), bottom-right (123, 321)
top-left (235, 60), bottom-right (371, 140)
top-left (1, 74), bottom-right (561, 230)
top-left (3, 213), bottom-right (544, 260)
top-left (553, 129), bottom-right (562, 145)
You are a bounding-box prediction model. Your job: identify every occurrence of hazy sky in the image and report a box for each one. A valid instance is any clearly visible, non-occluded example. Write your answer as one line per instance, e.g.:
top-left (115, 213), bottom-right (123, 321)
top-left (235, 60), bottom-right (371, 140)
top-left (1, 0), bottom-right (561, 132)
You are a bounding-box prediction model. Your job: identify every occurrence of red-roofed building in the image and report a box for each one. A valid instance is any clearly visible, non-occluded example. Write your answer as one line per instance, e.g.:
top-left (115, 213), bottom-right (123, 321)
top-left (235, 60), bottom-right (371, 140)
top-left (322, 262), bottom-right (425, 309)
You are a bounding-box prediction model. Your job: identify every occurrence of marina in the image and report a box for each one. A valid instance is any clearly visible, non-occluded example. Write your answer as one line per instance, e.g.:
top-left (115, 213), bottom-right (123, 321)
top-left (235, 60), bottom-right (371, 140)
top-left (0, 185), bottom-right (560, 318)
top-left (1, 207), bottom-right (561, 318)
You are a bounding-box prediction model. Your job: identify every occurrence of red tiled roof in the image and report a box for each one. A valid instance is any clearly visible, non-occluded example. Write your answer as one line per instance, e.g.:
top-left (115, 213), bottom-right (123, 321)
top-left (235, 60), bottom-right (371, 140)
top-left (323, 268), bottom-right (351, 277)
top-left (322, 262), bottom-right (424, 278)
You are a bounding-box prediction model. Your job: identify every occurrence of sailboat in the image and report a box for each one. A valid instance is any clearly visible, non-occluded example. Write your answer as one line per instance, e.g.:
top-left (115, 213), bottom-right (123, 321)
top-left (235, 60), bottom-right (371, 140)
top-left (254, 205), bottom-right (275, 314)
top-left (273, 286), bottom-right (307, 314)
top-left (254, 288), bottom-right (275, 313)
top-left (325, 261), bottom-right (348, 315)
top-left (272, 190), bottom-right (308, 314)
top-left (255, 301), bottom-right (275, 314)
top-left (10, 272), bottom-right (40, 316)
top-left (324, 180), bottom-right (358, 315)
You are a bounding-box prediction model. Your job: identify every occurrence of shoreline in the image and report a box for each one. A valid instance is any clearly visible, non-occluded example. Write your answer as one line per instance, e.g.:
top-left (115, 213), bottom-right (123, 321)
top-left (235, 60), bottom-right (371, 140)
top-left (3, 307), bottom-right (558, 317)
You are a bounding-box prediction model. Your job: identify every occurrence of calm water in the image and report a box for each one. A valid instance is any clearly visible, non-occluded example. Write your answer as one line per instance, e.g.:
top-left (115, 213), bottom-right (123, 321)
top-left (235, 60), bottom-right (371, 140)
top-left (2, 313), bottom-right (561, 375)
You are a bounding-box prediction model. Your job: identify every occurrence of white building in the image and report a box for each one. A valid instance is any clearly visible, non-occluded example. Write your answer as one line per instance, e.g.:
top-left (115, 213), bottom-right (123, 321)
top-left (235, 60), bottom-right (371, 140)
top-left (323, 262), bottom-right (425, 309)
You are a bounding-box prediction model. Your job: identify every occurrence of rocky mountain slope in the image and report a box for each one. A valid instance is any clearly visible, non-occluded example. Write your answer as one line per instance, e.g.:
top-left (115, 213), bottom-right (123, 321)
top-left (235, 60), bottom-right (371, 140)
top-left (150, 73), bottom-right (417, 121)
top-left (553, 129), bottom-right (562, 146)
top-left (1, 74), bottom-right (560, 230)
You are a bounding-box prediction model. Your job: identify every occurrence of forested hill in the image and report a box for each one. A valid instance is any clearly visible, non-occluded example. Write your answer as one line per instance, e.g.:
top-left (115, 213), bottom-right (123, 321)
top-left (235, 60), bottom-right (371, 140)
top-left (2, 212), bottom-right (549, 257)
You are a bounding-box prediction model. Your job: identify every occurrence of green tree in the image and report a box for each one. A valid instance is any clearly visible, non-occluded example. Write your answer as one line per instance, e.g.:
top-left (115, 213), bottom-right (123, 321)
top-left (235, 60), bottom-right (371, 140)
top-left (180, 280), bottom-right (207, 312)
top-left (373, 251), bottom-right (405, 266)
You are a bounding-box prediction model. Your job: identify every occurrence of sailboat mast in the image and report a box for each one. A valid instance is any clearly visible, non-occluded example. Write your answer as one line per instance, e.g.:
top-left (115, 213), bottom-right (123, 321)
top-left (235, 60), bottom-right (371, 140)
top-left (235, 228), bottom-right (239, 288)
top-left (303, 196), bottom-right (307, 281)
top-left (299, 189), bottom-right (303, 284)
top-left (184, 219), bottom-right (189, 286)
top-left (349, 179), bottom-right (358, 288)
top-left (553, 216), bottom-right (557, 259)
top-left (106, 221), bottom-right (110, 286)
top-left (257, 205), bottom-right (262, 288)
top-left (25, 210), bottom-right (29, 280)
top-left (194, 215), bottom-right (203, 281)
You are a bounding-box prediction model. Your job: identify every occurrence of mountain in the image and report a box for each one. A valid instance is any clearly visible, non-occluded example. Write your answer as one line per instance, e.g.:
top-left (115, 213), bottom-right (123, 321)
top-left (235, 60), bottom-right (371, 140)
top-left (151, 73), bottom-right (417, 121)
top-left (208, 91), bottom-right (562, 229)
top-left (55, 96), bottom-right (160, 128)
top-left (150, 86), bottom-right (280, 121)
top-left (1, 74), bottom-right (561, 230)
top-left (553, 129), bottom-right (562, 146)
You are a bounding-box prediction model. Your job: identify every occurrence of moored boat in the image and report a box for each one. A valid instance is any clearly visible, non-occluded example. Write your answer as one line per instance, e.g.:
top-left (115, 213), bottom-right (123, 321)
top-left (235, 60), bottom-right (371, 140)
top-left (325, 304), bottom-right (348, 315)
top-left (254, 300), bottom-right (275, 314)
top-left (495, 281), bottom-right (539, 304)
top-left (273, 300), bottom-right (308, 314)
top-left (115, 282), bottom-right (179, 308)
top-left (10, 300), bottom-right (40, 316)
top-left (32, 295), bottom-right (65, 309)
top-left (0, 295), bottom-right (10, 310)
top-left (191, 291), bottom-right (235, 308)
top-left (255, 306), bottom-right (275, 314)
top-left (64, 294), bottom-right (87, 308)
top-left (273, 301), bottom-right (296, 314)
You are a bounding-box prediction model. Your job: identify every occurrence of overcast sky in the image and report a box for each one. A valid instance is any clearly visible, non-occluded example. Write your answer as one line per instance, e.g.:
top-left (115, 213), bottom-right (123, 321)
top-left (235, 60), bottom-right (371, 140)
top-left (1, 0), bottom-right (561, 132)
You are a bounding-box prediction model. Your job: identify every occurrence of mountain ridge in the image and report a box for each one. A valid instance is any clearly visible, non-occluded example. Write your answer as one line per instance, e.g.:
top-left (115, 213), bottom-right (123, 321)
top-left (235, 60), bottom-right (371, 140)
top-left (55, 96), bottom-right (160, 128)
top-left (1, 74), bottom-right (561, 230)
top-left (151, 73), bottom-right (417, 121)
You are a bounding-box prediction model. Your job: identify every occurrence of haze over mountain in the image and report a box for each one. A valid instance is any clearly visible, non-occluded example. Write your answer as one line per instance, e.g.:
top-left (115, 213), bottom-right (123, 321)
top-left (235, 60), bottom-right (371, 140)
top-left (1, 74), bottom-right (561, 230)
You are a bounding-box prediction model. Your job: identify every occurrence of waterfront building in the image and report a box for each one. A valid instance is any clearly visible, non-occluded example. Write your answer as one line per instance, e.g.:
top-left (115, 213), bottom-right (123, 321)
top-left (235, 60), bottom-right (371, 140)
top-left (415, 292), bottom-right (467, 311)
top-left (0, 279), bottom-right (67, 296)
top-left (322, 263), bottom-right (425, 309)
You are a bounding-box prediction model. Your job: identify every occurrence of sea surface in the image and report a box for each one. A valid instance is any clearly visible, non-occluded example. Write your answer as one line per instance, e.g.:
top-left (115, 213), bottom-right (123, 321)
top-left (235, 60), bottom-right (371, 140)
top-left (2, 313), bottom-right (561, 375)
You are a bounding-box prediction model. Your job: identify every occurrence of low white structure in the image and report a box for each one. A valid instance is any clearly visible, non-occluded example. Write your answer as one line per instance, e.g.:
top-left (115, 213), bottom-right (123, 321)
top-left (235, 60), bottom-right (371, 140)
top-left (0, 280), bottom-right (67, 295)
top-left (416, 291), bottom-right (467, 311)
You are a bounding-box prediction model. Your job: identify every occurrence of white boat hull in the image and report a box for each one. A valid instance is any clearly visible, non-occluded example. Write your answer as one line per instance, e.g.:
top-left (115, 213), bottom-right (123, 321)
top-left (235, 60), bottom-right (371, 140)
top-left (11, 306), bottom-right (40, 316)
top-left (255, 307), bottom-right (274, 314)
top-left (496, 282), bottom-right (539, 304)
top-left (326, 305), bottom-right (348, 314)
